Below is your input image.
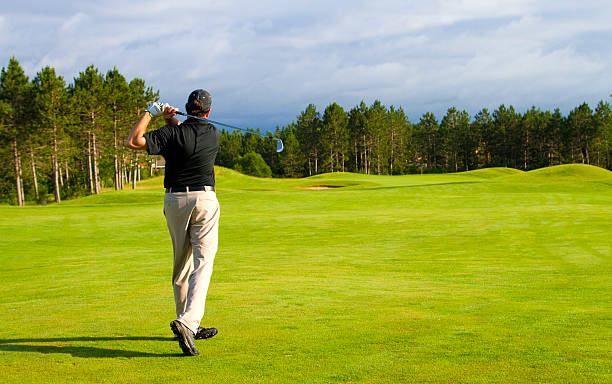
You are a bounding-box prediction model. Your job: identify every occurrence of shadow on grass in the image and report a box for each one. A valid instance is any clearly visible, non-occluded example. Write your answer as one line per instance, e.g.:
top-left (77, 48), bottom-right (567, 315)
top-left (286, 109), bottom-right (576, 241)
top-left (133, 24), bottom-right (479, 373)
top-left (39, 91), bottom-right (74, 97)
top-left (0, 336), bottom-right (182, 358)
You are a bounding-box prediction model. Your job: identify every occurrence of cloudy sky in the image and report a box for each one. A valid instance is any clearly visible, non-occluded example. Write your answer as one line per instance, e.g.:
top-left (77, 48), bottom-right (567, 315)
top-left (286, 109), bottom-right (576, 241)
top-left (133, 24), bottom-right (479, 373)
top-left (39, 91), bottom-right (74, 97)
top-left (2, 0), bottom-right (611, 130)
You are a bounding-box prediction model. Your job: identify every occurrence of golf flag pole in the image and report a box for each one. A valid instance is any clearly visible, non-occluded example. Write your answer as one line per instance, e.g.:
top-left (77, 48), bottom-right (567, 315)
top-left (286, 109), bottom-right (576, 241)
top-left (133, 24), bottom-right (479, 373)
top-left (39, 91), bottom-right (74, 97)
top-left (174, 110), bottom-right (284, 153)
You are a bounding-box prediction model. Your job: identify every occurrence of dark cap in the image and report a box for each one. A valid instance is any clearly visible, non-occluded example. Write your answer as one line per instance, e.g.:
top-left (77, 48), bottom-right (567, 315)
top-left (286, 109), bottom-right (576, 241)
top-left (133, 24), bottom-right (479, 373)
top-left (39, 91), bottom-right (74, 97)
top-left (187, 89), bottom-right (212, 111)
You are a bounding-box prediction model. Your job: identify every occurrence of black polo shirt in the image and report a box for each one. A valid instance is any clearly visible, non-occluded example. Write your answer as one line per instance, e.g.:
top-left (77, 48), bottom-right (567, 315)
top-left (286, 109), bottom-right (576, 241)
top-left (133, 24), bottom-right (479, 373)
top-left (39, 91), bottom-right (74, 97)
top-left (144, 118), bottom-right (218, 188)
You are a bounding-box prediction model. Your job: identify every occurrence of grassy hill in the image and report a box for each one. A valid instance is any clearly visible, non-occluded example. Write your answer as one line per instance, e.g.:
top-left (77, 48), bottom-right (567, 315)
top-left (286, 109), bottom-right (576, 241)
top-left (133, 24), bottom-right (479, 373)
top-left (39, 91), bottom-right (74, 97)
top-left (0, 166), bottom-right (610, 383)
top-left (458, 167), bottom-right (524, 179)
top-left (499, 164), bottom-right (612, 183)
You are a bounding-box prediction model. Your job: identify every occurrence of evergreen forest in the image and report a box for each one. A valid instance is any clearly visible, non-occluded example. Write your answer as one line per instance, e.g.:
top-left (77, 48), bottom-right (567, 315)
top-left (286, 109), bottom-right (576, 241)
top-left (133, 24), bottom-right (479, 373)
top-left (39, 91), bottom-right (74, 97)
top-left (2, 58), bottom-right (611, 205)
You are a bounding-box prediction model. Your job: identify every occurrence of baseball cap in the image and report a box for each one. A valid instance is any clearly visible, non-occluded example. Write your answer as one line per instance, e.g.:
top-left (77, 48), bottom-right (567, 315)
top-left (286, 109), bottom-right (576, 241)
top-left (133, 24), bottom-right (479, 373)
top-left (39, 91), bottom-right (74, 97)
top-left (187, 89), bottom-right (212, 111)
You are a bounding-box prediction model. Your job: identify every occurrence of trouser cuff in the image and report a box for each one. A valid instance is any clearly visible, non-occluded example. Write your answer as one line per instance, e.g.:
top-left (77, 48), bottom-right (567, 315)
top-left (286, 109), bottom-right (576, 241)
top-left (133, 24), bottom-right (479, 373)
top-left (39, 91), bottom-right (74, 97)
top-left (176, 317), bottom-right (199, 334)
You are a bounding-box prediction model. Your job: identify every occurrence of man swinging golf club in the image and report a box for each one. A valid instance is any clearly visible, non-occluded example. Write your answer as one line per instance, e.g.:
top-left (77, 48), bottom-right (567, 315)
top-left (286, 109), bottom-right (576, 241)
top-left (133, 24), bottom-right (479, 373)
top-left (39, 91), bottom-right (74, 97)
top-left (126, 89), bottom-right (219, 356)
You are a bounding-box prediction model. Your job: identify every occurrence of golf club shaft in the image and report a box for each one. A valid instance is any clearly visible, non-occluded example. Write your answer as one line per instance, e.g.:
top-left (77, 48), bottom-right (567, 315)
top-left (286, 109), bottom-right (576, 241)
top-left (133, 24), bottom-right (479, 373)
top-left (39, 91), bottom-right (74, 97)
top-left (174, 111), bottom-right (281, 142)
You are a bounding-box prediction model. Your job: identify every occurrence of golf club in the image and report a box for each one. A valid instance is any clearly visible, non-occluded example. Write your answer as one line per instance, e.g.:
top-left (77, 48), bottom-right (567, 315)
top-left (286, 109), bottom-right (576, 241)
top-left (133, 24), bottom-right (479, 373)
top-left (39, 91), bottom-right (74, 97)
top-left (174, 110), bottom-right (284, 153)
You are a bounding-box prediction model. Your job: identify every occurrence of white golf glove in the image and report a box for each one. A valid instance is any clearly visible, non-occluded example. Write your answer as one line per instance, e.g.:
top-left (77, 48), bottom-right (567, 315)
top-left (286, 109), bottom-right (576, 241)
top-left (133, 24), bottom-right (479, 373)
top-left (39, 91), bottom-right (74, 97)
top-left (146, 102), bottom-right (164, 117)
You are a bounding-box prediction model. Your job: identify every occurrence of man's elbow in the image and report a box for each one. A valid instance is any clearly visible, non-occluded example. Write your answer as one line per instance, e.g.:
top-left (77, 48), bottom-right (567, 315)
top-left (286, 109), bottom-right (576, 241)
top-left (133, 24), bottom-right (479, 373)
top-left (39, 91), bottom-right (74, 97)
top-left (126, 137), bottom-right (146, 150)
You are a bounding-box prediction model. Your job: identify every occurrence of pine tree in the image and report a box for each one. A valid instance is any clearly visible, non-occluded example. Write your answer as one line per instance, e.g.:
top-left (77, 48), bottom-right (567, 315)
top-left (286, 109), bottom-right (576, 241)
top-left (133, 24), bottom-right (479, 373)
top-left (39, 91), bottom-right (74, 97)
top-left (321, 102), bottom-right (348, 172)
top-left (243, 130), bottom-right (262, 155)
top-left (32, 66), bottom-right (68, 203)
top-left (348, 102), bottom-right (368, 173)
top-left (472, 109), bottom-right (492, 168)
top-left (105, 68), bottom-right (131, 190)
top-left (71, 65), bottom-right (107, 194)
top-left (567, 103), bottom-right (595, 164)
top-left (127, 78), bottom-right (158, 189)
top-left (594, 101), bottom-right (612, 169)
top-left (0, 57), bottom-right (29, 205)
top-left (365, 101), bottom-right (387, 174)
top-left (217, 130), bottom-right (243, 168)
top-left (0, 99), bottom-right (13, 201)
top-left (455, 110), bottom-right (473, 171)
top-left (295, 104), bottom-right (321, 175)
top-left (416, 112), bottom-right (440, 170)
top-left (492, 105), bottom-right (520, 167)
top-left (521, 106), bottom-right (552, 170)
top-left (547, 108), bottom-right (564, 166)
top-left (387, 106), bottom-right (409, 175)
top-left (442, 107), bottom-right (461, 172)
top-left (276, 123), bottom-right (303, 177)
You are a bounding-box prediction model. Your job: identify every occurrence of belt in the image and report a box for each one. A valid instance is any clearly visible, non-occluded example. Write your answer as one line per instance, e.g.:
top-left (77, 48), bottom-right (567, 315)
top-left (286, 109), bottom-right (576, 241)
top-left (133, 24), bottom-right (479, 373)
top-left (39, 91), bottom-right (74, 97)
top-left (166, 186), bottom-right (215, 193)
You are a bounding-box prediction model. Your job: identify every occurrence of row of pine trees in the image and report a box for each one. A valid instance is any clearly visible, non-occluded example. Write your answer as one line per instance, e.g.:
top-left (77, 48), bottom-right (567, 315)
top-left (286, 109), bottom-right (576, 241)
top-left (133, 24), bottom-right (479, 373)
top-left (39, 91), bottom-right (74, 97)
top-left (2, 57), bottom-right (611, 205)
top-left (220, 100), bottom-right (612, 178)
top-left (0, 58), bottom-right (161, 205)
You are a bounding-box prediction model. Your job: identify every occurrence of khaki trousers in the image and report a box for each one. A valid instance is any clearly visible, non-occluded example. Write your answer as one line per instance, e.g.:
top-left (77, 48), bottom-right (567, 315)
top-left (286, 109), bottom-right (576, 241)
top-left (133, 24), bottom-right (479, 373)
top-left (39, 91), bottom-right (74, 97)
top-left (164, 190), bottom-right (220, 334)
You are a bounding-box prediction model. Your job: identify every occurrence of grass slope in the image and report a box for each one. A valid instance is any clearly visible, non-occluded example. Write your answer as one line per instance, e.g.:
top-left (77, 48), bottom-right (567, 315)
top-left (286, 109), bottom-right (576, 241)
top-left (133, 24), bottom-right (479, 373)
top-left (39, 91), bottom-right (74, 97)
top-left (458, 167), bottom-right (524, 179)
top-left (499, 164), bottom-right (612, 183)
top-left (0, 166), bottom-right (610, 383)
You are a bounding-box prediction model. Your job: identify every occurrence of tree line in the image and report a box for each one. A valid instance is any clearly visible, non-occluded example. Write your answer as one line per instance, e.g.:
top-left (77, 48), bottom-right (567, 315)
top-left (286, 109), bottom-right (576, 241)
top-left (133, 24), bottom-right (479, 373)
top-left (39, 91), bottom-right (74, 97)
top-left (218, 99), bottom-right (612, 179)
top-left (1, 57), bottom-right (611, 205)
top-left (0, 57), bottom-right (161, 205)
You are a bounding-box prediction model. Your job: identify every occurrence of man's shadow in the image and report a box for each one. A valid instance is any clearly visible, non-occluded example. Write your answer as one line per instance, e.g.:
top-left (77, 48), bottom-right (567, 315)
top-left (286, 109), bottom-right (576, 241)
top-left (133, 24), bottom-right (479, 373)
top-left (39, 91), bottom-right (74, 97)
top-left (0, 337), bottom-right (182, 358)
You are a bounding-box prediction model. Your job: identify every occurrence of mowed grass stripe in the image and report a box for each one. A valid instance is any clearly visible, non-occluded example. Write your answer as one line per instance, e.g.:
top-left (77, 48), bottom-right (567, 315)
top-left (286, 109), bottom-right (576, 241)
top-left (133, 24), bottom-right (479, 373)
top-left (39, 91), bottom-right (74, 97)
top-left (0, 164), bottom-right (610, 383)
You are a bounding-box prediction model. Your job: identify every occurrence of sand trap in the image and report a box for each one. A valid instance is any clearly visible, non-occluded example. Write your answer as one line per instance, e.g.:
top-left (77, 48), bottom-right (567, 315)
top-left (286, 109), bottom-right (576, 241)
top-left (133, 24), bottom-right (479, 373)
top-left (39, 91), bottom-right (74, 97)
top-left (298, 185), bottom-right (343, 190)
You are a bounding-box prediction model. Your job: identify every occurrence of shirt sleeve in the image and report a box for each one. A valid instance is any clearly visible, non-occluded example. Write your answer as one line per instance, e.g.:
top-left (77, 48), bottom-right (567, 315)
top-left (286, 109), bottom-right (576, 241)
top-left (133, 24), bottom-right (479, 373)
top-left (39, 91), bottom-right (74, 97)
top-left (144, 125), bottom-right (174, 155)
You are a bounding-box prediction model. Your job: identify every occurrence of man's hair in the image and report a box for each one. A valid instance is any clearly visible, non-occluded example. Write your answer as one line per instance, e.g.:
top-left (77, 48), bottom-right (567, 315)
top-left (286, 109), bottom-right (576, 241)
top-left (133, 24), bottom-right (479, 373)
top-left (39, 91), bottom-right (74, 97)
top-left (185, 99), bottom-right (210, 117)
top-left (186, 89), bottom-right (212, 117)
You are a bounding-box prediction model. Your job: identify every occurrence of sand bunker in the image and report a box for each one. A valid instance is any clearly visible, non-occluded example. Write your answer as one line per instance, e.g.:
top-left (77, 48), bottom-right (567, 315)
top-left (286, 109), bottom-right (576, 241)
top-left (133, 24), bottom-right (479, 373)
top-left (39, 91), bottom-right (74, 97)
top-left (298, 185), bottom-right (343, 190)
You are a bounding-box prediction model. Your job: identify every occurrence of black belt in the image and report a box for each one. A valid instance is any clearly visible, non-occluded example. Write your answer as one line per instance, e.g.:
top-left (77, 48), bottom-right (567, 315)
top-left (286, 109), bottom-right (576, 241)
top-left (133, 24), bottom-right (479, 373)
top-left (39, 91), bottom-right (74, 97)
top-left (166, 186), bottom-right (215, 193)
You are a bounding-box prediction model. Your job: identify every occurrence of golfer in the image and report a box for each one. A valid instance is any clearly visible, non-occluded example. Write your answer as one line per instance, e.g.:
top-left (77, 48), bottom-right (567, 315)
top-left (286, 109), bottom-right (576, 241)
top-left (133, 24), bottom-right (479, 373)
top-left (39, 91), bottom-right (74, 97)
top-left (126, 90), bottom-right (219, 356)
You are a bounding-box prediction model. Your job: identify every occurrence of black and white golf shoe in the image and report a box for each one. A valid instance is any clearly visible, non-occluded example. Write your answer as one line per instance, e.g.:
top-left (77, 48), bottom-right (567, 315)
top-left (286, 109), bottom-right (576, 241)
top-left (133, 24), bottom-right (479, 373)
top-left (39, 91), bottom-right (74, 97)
top-left (195, 326), bottom-right (218, 340)
top-left (170, 320), bottom-right (199, 356)
top-left (173, 326), bottom-right (218, 341)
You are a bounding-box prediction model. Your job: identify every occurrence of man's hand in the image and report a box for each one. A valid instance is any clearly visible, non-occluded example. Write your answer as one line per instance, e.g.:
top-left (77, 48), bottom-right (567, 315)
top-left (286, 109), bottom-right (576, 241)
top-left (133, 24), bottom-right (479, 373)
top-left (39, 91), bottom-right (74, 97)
top-left (163, 104), bottom-right (178, 119)
top-left (146, 102), bottom-right (164, 117)
top-left (162, 104), bottom-right (181, 126)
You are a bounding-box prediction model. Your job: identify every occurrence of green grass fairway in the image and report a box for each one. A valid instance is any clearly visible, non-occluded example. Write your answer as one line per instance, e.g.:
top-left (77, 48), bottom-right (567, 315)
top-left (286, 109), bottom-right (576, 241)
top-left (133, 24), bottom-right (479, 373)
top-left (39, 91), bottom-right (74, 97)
top-left (1, 165), bottom-right (611, 383)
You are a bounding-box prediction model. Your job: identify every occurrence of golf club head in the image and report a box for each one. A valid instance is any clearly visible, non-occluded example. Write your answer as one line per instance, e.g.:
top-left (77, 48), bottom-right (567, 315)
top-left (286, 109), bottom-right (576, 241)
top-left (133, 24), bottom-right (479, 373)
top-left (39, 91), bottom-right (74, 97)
top-left (276, 140), bottom-right (284, 153)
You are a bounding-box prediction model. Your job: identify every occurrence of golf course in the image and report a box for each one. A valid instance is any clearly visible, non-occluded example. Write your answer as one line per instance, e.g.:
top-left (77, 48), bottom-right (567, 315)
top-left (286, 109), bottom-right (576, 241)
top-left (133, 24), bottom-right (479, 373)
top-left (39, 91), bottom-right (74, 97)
top-left (0, 164), bottom-right (610, 383)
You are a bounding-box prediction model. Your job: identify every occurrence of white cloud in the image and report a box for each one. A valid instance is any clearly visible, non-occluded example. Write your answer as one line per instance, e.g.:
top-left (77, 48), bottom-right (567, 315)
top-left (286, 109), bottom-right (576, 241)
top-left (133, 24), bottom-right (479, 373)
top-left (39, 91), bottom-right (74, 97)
top-left (1, 0), bottom-right (612, 127)
top-left (0, 15), bottom-right (6, 46)
top-left (59, 12), bottom-right (87, 32)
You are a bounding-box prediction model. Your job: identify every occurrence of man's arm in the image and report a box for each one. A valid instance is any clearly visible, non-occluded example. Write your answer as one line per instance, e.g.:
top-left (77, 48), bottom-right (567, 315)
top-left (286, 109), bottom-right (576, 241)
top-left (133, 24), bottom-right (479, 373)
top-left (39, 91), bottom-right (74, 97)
top-left (126, 112), bottom-right (151, 150)
top-left (126, 103), bottom-right (179, 150)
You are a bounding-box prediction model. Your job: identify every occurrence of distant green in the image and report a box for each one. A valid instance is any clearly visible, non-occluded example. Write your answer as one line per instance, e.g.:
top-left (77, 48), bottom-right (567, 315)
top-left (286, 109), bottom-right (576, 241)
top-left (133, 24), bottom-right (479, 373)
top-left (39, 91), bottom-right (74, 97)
top-left (0, 164), bottom-right (610, 383)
